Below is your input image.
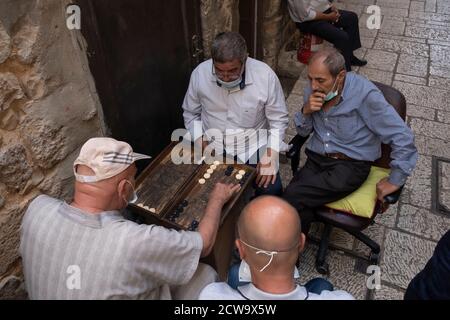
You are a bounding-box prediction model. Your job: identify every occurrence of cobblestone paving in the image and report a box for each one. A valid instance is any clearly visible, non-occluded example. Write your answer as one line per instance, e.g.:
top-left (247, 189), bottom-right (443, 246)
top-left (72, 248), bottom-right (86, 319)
top-left (280, 0), bottom-right (450, 300)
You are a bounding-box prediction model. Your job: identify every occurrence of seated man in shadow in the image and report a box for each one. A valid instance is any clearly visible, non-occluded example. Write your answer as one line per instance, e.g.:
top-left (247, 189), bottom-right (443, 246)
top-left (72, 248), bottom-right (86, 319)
top-left (287, 0), bottom-right (367, 71)
top-left (199, 196), bottom-right (354, 300)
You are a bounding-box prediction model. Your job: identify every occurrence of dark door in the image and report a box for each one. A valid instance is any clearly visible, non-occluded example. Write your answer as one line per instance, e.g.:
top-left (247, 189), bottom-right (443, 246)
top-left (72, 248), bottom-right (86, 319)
top-left (77, 0), bottom-right (203, 164)
top-left (239, 0), bottom-right (264, 59)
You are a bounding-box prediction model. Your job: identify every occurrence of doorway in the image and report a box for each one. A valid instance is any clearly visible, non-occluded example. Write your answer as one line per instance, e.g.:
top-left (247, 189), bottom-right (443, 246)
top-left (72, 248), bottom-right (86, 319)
top-left (77, 0), bottom-right (203, 166)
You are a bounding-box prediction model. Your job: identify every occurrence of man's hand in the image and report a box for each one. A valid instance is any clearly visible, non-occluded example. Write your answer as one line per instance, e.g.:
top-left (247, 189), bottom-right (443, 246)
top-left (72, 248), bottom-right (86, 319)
top-left (376, 178), bottom-right (400, 202)
top-left (194, 136), bottom-right (215, 160)
top-left (256, 148), bottom-right (278, 189)
top-left (209, 182), bottom-right (241, 206)
top-left (303, 92), bottom-right (326, 115)
top-left (326, 11), bottom-right (340, 23)
top-left (200, 182), bottom-right (241, 257)
top-left (330, 4), bottom-right (339, 13)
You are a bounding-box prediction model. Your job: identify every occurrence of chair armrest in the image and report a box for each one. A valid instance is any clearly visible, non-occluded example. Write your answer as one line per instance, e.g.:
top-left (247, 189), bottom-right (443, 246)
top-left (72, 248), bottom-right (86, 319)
top-left (383, 186), bottom-right (404, 204)
top-left (286, 134), bottom-right (309, 159)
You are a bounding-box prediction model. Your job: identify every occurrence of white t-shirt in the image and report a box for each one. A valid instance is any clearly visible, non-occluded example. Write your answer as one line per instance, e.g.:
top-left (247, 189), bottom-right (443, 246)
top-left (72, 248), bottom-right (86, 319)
top-left (199, 282), bottom-right (355, 300)
top-left (288, 0), bottom-right (332, 23)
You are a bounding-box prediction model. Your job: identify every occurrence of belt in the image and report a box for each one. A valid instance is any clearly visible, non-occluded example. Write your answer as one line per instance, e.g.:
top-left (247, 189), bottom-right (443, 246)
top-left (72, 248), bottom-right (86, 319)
top-left (324, 152), bottom-right (355, 161)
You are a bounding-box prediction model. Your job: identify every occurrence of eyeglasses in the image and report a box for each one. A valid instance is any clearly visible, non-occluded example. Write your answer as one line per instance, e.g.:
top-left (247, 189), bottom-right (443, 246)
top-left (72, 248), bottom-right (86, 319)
top-left (212, 61), bottom-right (245, 81)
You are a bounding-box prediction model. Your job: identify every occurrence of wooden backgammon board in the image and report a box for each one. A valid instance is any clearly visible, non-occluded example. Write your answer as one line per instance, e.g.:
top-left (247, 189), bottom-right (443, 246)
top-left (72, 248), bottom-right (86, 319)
top-left (128, 142), bottom-right (257, 279)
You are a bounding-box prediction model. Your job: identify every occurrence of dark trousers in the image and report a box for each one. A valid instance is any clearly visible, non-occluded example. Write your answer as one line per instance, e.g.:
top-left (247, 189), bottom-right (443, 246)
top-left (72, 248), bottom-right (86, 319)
top-left (404, 230), bottom-right (450, 300)
top-left (296, 9), bottom-right (362, 71)
top-left (283, 149), bottom-right (371, 234)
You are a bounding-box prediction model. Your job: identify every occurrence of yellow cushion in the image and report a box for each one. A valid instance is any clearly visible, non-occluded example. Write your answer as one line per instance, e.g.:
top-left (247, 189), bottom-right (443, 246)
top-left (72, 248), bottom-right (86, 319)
top-left (325, 166), bottom-right (391, 218)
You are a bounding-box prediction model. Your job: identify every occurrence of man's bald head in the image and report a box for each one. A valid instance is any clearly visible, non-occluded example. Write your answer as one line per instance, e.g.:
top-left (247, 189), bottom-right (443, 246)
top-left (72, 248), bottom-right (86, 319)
top-left (236, 196), bottom-right (304, 274)
top-left (238, 196), bottom-right (301, 250)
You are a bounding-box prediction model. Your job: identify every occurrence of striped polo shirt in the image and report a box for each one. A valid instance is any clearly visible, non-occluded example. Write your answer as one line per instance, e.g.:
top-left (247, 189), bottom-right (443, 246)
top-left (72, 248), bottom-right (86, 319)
top-left (19, 195), bottom-right (203, 299)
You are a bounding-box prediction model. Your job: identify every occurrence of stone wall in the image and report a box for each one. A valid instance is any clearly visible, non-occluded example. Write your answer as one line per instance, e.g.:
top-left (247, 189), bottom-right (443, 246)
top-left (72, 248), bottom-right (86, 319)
top-left (200, 0), bottom-right (301, 74)
top-left (200, 0), bottom-right (240, 60)
top-left (0, 0), bottom-right (103, 297)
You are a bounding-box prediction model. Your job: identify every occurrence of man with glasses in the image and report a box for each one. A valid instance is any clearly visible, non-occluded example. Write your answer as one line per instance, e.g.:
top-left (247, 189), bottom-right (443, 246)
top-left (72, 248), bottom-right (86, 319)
top-left (182, 32), bottom-right (289, 196)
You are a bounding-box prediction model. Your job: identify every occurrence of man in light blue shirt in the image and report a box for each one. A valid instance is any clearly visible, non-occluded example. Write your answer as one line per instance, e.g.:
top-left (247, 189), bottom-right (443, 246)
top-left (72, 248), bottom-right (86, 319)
top-left (283, 47), bottom-right (418, 234)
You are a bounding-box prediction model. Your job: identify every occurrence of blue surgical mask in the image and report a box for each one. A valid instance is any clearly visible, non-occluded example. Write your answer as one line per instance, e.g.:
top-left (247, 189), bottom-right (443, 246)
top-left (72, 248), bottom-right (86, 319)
top-left (324, 77), bottom-right (339, 102)
top-left (214, 59), bottom-right (246, 90)
top-left (216, 76), bottom-right (243, 89)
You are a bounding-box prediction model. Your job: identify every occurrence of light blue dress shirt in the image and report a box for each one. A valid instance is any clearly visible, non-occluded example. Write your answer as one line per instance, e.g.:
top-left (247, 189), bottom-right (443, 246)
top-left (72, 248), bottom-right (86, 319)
top-left (294, 72), bottom-right (418, 186)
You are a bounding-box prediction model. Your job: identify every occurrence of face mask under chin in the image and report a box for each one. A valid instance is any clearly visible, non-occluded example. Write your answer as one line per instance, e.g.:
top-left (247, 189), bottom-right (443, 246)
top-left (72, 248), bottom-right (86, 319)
top-left (216, 76), bottom-right (242, 89)
top-left (214, 60), bottom-right (246, 90)
top-left (324, 77), bottom-right (339, 102)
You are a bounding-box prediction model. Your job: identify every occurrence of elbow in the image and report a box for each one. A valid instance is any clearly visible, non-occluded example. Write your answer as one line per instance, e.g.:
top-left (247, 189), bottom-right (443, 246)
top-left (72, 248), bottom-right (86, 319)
top-left (200, 242), bottom-right (214, 258)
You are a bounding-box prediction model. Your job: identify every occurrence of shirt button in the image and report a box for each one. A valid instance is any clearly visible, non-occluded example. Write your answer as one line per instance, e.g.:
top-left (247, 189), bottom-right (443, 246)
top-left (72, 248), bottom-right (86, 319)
top-left (325, 118), bottom-right (328, 121)
top-left (327, 132), bottom-right (330, 136)
top-left (325, 144), bottom-right (329, 148)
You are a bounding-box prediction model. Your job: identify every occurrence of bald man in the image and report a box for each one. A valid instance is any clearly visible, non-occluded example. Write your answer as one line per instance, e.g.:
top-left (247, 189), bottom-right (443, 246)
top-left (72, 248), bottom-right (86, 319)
top-left (199, 196), bottom-right (354, 300)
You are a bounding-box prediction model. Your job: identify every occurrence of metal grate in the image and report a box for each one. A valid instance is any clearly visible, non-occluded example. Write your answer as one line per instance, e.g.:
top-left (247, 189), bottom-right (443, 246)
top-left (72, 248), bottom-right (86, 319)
top-left (432, 156), bottom-right (450, 215)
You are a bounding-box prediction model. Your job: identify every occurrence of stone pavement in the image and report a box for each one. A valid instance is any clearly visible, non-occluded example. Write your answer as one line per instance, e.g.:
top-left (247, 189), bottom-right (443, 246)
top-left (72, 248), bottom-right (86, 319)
top-left (278, 0), bottom-right (450, 300)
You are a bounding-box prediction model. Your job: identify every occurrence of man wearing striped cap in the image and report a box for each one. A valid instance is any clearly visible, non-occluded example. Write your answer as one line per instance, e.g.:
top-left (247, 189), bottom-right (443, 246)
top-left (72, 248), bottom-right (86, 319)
top-left (20, 137), bottom-right (240, 299)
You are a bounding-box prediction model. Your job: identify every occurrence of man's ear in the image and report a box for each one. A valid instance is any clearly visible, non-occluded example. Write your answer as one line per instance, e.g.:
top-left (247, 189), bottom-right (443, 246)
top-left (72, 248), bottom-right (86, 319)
top-left (298, 233), bottom-right (306, 253)
top-left (338, 69), bottom-right (346, 83)
top-left (117, 179), bottom-right (129, 200)
top-left (235, 239), bottom-right (245, 260)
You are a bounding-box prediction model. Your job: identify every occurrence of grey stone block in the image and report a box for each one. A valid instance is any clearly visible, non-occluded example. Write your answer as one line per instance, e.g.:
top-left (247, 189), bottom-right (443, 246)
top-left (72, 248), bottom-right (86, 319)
top-left (380, 19), bottom-right (406, 35)
top-left (393, 81), bottom-right (450, 110)
top-left (406, 104), bottom-right (436, 120)
top-left (395, 73), bottom-right (427, 85)
top-left (414, 134), bottom-right (450, 158)
top-left (397, 54), bottom-right (428, 77)
top-left (365, 49), bottom-right (398, 72)
top-left (297, 243), bottom-right (368, 300)
top-left (410, 1), bottom-right (425, 12)
top-left (410, 118), bottom-right (450, 140)
top-left (373, 284), bottom-right (406, 300)
top-left (358, 67), bottom-right (393, 85)
top-left (381, 229), bottom-right (436, 289)
top-left (397, 204), bottom-right (450, 241)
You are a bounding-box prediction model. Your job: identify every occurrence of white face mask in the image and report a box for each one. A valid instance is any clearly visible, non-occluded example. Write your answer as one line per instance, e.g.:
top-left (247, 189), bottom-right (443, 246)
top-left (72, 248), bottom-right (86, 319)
top-left (239, 240), bottom-right (278, 272)
top-left (239, 239), bottom-right (299, 273)
top-left (123, 180), bottom-right (138, 205)
top-left (216, 76), bottom-right (243, 89)
top-left (213, 59), bottom-right (246, 90)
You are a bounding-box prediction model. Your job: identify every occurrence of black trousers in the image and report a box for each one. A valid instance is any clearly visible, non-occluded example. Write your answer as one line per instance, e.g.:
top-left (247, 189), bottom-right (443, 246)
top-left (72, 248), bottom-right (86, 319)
top-left (283, 149), bottom-right (371, 234)
top-left (404, 230), bottom-right (450, 300)
top-left (296, 9), bottom-right (362, 71)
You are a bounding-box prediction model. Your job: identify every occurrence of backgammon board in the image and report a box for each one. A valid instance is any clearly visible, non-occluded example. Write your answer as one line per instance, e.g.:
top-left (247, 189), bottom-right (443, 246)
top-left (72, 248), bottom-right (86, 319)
top-left (128, 142), bottom-right (257, 279)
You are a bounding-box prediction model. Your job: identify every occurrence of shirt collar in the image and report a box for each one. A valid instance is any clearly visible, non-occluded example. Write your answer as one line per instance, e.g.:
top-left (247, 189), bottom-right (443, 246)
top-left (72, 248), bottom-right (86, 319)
top-left (59, 202), bottom-right (124, 228)
top-left (237, 283), bottom-right (308, 300)
top-left (340, 71), bottom-right (355, 101)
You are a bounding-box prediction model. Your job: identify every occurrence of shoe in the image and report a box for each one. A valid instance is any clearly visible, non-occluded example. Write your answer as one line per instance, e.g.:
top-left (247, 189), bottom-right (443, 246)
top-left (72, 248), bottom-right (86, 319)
top-left (351, 56), bottom-right (367, 67)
